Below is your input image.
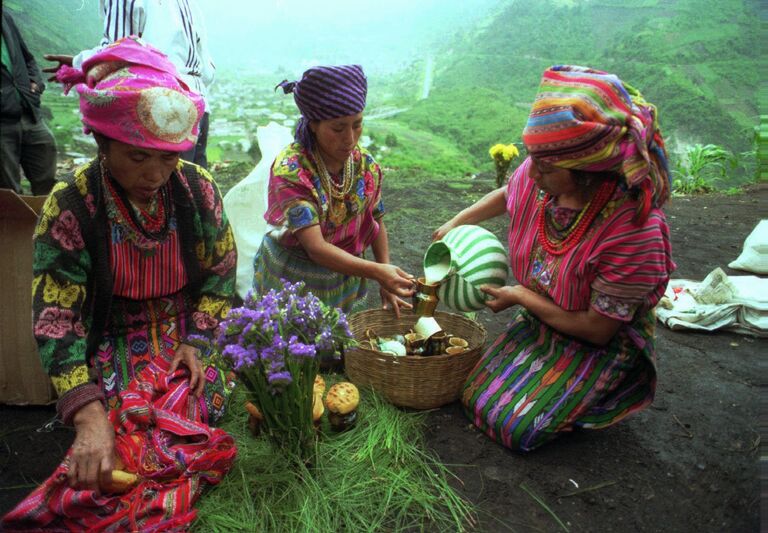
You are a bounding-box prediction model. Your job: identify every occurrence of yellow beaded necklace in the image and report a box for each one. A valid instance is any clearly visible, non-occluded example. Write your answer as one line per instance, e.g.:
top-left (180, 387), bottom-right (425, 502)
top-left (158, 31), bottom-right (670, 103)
top-left (314, 148), bottom-right (355, 225)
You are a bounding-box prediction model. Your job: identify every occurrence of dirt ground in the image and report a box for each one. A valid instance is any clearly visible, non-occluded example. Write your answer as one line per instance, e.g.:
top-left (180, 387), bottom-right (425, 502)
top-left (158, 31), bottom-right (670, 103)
top-left (0, 178), bottom-right (764, 532)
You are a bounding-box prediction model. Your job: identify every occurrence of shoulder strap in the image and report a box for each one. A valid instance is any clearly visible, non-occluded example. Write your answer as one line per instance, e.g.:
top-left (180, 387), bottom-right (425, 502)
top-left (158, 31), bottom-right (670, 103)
top-left (174, 163), bottom-right (204, 285)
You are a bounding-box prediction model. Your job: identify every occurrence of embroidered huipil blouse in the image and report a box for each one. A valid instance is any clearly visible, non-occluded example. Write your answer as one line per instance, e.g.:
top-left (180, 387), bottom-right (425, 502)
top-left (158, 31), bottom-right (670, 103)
top-left (31, 160), bottom-right (236, 422)
top-left (264, 143), bottom-right (385, 255)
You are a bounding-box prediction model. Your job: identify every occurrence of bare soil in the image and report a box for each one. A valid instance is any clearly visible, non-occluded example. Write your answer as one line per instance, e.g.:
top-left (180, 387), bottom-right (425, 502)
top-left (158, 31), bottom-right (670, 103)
top-left (1, 178), bottom-right (764, 532)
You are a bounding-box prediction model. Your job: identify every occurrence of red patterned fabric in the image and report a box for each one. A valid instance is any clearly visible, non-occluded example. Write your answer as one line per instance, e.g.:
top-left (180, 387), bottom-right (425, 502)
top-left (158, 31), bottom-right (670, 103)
top-left (1, 363), bottom-right (237, 532)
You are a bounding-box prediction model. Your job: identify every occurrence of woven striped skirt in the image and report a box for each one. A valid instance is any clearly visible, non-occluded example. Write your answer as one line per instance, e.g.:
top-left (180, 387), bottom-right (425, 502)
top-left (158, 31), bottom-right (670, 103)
top-left (92, 290), bottom-right (235, 426)
top-left (253, 233), bottom-right (368, 313)
top-left (462, 309), bottom-right (657, 452)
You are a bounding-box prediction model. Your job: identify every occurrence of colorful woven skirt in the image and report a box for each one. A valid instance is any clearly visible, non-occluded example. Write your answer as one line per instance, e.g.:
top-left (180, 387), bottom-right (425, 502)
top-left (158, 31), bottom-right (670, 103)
top-left (1, 291), bottom-right (237, 531)
top-left (1, 364), bottom-right (237, 531)
top-left (93, 291), bottom-right (235, 425)
top-left (462, 309), bottom-right (657, 452)
top-left (253, 233), bottom-right (368, 313)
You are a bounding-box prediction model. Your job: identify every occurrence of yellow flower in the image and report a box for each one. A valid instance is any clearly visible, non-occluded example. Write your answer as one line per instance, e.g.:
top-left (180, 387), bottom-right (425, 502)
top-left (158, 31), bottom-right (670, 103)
top-left (503, 144), bottom-right (520, 160)
top-left (489, 143), bottom-right (519, 163)
top-left (489, 144), bottom-right (506, 159)
top-left (490, 143), bottom-right (520, 187)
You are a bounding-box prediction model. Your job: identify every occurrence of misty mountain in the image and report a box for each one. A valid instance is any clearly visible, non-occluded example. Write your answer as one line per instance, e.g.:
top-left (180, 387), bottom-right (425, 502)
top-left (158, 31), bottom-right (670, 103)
top-left (394, 0), bottom-right (761, 166)
top-left (5, 0), bottom-right (760, 183)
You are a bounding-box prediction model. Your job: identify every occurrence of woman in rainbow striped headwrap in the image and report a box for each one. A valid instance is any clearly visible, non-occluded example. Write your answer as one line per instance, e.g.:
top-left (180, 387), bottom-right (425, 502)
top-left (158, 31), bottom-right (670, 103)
top-left (253, 65), bottom-right (414, 316)
top-left (434, 66), bottom-right (675, 452)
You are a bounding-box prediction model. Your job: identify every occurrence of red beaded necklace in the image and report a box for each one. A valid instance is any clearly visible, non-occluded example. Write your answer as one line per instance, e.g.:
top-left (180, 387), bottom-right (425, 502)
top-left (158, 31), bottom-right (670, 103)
top-left (102, 164), bottom-right (170, 239)
top-left (537, 179), bottom-right (617, 256)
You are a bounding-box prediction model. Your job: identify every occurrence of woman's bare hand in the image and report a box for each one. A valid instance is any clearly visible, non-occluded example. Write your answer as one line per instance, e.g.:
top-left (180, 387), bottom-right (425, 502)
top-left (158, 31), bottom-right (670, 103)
top-left (375, 264), bottom-right (415, 298)
top-left (379, 287), bottom-right (413, 318)
top-left (169, 343), bottom-right (205, 397)
top-left (42, 54), bottom-right (74, 82)
top-left (69, 401), bottom-right (115, 494)
top-left (481, 285), bottom-right (526, 313)
top-left (432, 220), bottom-right (457, 241)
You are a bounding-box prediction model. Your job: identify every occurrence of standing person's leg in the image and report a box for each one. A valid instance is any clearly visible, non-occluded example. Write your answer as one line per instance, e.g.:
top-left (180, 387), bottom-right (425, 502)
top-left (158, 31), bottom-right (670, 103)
top-left (181, 112), bottom-right (209, 169)
top-left (0, 119), bottom-right (23, 193)
top-left (19, 114), bottom-right (57, 196)
top-left (194, 112), bottom-right (209, 169)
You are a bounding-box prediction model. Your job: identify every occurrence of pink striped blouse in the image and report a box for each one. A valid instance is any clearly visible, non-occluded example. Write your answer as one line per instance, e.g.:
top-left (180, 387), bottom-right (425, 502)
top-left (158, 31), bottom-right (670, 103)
top-left (506, 158), bottom-right (675, 322)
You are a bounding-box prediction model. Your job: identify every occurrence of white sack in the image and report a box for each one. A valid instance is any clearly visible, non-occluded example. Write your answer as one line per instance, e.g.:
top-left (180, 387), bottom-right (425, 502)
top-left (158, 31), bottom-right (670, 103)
top-left (223, 122), bottom-right (293, 299)
top-left (728, 219), bottom-right (768, 274)
top-left (656, 269), bottom-right (768, 337)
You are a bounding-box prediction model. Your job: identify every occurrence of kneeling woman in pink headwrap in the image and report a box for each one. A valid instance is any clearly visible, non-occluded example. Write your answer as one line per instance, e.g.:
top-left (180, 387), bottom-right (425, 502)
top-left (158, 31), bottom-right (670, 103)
top-left (253, 65), bottom-right (414, 316)
top-left (435, 66), bottom-right (676, 452)
top-left (2, 37), bottom-right (236, 531)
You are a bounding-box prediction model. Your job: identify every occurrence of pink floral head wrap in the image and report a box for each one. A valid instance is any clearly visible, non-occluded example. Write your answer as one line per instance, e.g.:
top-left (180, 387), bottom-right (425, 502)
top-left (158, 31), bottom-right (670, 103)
top-left (57, 36), bottom-right (204, 152)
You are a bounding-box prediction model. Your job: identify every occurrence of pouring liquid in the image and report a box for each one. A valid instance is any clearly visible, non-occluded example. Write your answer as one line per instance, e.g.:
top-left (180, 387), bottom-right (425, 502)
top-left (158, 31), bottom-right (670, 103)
top-left (424, 256), bottom-right (451, 285)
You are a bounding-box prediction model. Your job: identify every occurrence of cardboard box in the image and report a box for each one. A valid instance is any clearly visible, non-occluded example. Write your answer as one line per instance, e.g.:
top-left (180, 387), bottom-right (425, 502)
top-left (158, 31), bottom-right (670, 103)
top-left (0, 189), bottom-right (56, 405)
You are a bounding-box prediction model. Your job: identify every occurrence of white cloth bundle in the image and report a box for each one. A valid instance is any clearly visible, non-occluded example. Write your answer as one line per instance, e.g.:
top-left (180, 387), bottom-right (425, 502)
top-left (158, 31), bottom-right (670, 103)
top-left (656, 267), bottom-right (768, 337)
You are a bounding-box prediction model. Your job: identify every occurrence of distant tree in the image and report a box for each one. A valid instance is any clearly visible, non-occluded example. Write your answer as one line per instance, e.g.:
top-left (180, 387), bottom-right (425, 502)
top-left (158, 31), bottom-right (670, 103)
top-left (757, 117), bottom-right (767, 182)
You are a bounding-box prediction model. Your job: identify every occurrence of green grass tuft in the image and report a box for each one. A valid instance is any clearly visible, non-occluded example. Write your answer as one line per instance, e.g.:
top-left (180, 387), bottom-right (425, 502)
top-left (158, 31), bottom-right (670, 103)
top-left (193, 381), bottom-right (476, 532)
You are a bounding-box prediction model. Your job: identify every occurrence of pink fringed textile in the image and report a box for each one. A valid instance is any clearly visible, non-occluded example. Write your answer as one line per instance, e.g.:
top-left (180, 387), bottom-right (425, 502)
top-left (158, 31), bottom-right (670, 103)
top-left (1, 363), bottom-right (237, 532)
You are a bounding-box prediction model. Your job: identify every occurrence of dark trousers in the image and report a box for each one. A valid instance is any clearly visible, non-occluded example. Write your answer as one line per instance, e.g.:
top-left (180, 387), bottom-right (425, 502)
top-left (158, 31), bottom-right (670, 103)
top-left (180, 111), bottom-right (209, 169)
top-left (0, 113), bottom-right (57, 196)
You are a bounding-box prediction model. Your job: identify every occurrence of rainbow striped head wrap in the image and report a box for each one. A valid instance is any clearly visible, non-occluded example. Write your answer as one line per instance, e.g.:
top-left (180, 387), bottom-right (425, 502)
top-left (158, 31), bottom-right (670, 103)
top-left (522, 65), bottom-right (670, 220)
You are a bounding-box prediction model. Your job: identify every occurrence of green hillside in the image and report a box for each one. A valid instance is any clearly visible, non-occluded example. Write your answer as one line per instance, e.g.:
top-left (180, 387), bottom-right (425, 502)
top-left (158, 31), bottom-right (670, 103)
top-left (3, 0), bottom-right (101, 60)
top-left (7, 0), bottom-right (760, 187)
top-left (386, 0), bottom-right (762, 179)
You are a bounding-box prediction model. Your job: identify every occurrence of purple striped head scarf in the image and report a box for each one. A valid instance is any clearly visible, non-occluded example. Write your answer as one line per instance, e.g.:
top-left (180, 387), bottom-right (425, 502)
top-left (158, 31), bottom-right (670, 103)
top-left (276, 65), bottom-right (367, 150)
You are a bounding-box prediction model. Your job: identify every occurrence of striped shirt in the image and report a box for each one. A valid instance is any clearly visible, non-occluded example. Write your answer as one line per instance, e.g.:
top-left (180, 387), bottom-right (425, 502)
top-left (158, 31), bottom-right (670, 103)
top-left (110, 220), bottom-right (188, 300)
top-left (74, 0), bottom-right (215, 108)
top-left (506, 158), bottom-right (675, 321)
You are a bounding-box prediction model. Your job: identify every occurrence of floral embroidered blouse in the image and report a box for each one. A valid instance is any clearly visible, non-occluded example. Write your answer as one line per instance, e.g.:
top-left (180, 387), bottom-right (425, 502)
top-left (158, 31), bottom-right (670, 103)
top-left (32, 159), bottom-right (236, 420)
top-left (264, 143), bottom-right (385, 256)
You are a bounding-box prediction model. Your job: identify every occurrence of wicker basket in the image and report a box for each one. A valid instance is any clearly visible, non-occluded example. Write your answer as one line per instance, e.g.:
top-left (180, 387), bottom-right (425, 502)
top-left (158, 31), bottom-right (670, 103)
top-left (345, 309), bottom-right (487, 409)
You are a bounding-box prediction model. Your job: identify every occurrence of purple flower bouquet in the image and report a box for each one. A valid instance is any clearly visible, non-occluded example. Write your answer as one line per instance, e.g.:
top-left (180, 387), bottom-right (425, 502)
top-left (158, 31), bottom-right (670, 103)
top-left (217, 281), bottom-right (353, 462)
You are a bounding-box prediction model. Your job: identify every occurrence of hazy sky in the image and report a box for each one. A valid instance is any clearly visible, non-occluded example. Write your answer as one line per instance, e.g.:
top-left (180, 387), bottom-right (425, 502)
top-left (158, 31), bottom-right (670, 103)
top-left (196, 0), bottom-right (501, 74)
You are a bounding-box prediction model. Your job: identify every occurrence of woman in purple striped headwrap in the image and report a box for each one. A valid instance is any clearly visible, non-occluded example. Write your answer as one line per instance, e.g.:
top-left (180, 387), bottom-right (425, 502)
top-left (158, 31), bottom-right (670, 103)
top-left (253, 64), bottom-right (414, 319)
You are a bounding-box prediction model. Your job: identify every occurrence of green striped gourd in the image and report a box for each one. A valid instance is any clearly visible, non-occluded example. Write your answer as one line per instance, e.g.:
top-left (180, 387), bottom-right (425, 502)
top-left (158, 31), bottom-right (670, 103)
top-left (423, 225), bottom-right (508, 312)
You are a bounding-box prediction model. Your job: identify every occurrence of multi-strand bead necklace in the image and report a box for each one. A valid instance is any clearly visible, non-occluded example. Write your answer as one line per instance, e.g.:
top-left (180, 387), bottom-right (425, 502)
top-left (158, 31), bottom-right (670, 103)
top-left (313, 149), bottom-right (355, 225)
top-left (537, 179), bottom-right (617, 256)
